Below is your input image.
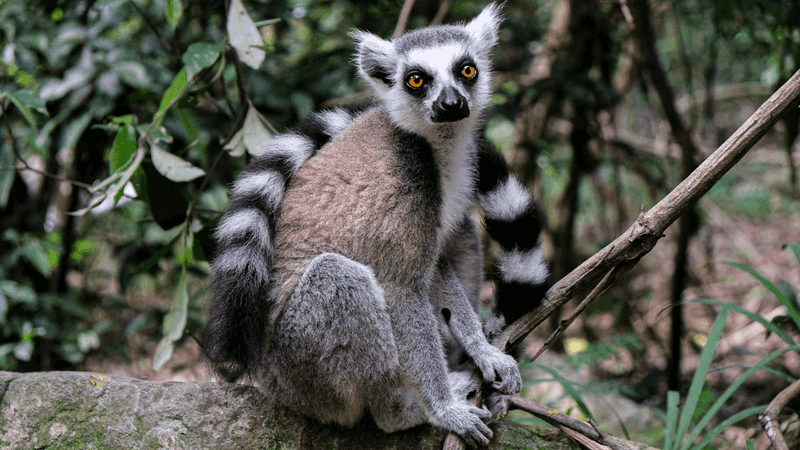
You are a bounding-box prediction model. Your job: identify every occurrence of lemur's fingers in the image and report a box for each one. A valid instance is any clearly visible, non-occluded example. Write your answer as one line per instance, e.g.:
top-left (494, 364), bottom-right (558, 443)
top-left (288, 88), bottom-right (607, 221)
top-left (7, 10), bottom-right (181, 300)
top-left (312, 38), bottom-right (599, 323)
top-left (474, 346), bottom-right (522, 395)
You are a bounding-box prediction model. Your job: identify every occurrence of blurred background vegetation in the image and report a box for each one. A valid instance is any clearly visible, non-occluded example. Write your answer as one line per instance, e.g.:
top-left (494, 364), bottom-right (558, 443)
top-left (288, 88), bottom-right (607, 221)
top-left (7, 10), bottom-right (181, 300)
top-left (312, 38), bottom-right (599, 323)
top-left (1, 0), bottom-right (799, 447)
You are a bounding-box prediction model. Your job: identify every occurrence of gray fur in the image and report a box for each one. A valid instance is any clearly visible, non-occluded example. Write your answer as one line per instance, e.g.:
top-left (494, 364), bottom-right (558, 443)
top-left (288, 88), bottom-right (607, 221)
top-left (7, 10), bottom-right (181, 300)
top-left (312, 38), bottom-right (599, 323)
top-left (205, 3), bottom-right (549, 446)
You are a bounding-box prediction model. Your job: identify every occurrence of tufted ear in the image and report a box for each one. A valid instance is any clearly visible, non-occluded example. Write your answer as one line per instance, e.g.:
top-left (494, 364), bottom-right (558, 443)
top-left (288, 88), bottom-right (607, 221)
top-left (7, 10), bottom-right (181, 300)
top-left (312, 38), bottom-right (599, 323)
top-left (351, 30), bottom-right (397, 90)
top-left (464, 3), bottom-right (503, 55)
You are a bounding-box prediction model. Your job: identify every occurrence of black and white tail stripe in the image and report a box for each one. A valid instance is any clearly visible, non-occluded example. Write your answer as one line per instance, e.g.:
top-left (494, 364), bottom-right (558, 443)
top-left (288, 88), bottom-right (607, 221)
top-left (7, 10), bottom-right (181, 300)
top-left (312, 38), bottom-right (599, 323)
top-left (205, 105), bottom-right (368, 382)
top-left (475, 141), bottom-right (548, 339)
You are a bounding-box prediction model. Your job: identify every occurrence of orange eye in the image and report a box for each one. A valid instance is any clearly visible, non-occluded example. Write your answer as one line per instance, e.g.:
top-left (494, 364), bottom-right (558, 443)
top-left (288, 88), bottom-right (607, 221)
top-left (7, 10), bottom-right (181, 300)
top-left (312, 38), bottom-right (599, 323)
top-left (461, 65), bottom-right (476, 79)
top-left (407, 74), bottom-right (424, 89)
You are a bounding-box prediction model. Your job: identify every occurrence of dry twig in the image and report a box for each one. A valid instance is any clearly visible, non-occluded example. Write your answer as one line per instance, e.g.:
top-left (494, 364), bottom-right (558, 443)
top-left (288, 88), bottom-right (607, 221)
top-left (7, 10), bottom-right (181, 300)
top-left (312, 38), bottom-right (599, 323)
top-left (758, 379), bottom-right (800, 450)
top-left (507, 395), bottom-right (659, 450)
top-left (393, 0), bottom-right (417, 38)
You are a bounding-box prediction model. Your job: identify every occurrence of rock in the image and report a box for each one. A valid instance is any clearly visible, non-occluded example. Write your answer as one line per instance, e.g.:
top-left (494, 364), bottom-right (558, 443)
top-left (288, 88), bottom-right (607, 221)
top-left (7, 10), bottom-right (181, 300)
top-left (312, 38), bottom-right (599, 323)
top-left (0, 371), bottom-right (575, 449)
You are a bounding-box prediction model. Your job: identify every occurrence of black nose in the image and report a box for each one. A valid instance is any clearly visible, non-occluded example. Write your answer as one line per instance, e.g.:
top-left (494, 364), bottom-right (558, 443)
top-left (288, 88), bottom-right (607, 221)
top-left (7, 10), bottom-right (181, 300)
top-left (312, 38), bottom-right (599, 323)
top-left (432, 87), bottom-right (470, 123)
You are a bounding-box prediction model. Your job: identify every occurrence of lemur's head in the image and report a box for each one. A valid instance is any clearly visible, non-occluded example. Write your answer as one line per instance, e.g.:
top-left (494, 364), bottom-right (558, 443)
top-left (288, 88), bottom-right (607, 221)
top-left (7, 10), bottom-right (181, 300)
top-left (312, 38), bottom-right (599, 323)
top-left (353, 3), bottom-right (501, 137)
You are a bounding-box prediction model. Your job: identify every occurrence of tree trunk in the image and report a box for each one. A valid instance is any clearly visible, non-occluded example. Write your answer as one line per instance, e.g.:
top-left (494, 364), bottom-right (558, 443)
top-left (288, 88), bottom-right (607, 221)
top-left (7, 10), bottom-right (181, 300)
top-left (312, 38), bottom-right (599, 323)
top-left (0, 371), bottom-right (575, 450)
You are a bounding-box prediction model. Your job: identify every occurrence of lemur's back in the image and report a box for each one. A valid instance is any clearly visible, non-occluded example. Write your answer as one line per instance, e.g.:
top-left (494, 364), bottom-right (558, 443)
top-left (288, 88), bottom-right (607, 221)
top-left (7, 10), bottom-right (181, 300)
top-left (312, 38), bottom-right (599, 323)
top-left (271, 109), bottom-right (444, 302)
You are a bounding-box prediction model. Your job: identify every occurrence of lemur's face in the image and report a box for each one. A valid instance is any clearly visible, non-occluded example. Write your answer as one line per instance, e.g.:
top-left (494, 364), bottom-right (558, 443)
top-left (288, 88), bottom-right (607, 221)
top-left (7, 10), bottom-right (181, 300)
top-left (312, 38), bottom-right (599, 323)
top-left (393, 42), bottom-right (490, 128)
top-left (353, 4), bottom-right (501, 137)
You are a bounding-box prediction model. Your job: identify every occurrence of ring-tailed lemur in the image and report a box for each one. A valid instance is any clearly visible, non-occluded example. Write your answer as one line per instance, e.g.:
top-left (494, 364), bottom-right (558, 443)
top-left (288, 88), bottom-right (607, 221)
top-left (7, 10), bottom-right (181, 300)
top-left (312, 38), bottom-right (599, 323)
top-left (205, 4), bottom-right (548, 445)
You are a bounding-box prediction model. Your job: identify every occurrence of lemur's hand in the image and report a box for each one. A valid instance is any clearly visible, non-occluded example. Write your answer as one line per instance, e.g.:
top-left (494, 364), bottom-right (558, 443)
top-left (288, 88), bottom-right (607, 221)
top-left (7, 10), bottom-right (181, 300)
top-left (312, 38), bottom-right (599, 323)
top-left (433, 398), bottom-right (493, 446)
top-left (473, 345), bottom-right (522, 395)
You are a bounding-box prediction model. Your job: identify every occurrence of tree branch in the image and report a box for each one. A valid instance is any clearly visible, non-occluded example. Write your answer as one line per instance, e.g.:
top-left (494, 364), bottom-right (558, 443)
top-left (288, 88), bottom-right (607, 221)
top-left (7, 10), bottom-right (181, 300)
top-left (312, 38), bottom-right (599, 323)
top-left (393, 0), bottom-right (417, 38)
top-left (495, 66), bottom-right (800, 355)
top-left (443, 66), bottom-right (800, 450)
top-left (758, 378), bottom-right (800, 450)
top-left (507, 395), bottom-right (659, 450)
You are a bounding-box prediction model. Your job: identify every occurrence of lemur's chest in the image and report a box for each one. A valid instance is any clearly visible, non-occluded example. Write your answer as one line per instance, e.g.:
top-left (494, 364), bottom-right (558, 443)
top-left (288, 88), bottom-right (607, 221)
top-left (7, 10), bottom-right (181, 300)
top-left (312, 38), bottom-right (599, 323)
top-left (274, 110), bottom-right (450, 285)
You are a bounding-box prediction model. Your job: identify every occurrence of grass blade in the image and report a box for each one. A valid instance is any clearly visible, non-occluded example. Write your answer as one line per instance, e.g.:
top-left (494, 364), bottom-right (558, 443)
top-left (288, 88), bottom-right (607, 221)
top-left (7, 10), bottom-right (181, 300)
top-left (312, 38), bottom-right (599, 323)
top-left (689, 405), bottom-right (765, 450)
top-left (721, 261), bottom-right (800, 329)
top-left (676, 308), bottom-right (728, 450)
top-left (785, 243), bottom-right (800, 268)
top-left (692, 298), bottom-right (796, 346)
top-left (682, 345), bottom-right (800, 449)
top-left (664, 390), bottom-right (680, 450)
top-left (532, 363), bottom-right (597, 423)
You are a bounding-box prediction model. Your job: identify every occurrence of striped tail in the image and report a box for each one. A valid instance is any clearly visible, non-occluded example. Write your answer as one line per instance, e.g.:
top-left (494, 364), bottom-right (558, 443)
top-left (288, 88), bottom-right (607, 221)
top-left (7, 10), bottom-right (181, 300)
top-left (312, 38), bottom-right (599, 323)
top-left (204, 106), bottom-right (366, 382)
top-left (475, 140), bottom-right (549, 342)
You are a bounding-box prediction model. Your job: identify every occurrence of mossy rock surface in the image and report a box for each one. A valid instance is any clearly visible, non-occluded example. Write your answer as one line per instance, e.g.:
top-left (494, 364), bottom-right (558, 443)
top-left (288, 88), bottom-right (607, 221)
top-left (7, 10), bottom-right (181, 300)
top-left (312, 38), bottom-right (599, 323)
top-left (0, 371), bottom-right (577, 449)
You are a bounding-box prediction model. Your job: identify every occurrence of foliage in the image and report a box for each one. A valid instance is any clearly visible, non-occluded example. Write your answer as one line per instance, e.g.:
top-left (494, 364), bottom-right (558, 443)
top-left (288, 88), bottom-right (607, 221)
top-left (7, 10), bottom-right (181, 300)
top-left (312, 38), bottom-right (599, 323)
top-left (0, 0), bottom-right (542, 371)
top-left (661, 244), bottom-right (800, 449)
top-left (1, 2), bottom-right (798, 448)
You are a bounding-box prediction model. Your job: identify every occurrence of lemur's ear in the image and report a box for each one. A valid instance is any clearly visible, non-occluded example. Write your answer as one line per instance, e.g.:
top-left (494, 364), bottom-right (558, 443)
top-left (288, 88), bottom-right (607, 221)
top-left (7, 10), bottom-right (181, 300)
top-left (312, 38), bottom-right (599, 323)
top-left (351, 30), bottom-right (397, 89)
top-left (465, 3), bottom-right (503, 55)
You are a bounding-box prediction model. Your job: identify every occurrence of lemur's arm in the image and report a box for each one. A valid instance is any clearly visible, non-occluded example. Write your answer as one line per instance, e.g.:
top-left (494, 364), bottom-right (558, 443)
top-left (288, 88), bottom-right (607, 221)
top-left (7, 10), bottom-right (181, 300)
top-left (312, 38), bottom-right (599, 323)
top-left (430, 260), bottom-right (522, 394)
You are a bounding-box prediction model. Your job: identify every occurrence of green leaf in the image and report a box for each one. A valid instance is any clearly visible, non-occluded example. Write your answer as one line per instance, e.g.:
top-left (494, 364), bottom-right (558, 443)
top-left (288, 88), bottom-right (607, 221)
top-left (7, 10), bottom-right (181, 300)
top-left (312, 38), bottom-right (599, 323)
top-left (242, 105), bottom-right (272, 156)
top-left (60, 113), bottom-right (92, 153)
top-left (112, 61), bottom-right (152, 89)
top-left (5, 90), bottom-right (47, 129)
top-left (182, 43), bottom-right (222, 79)
top-left (8, 90), bottom-right (46, 112)
top-left (154, 268), bottom-right (190, 370)
top-left (162, 274), bottom-right (188, 341)
top-left (227, 0), bottom-right (266, 69)
top-left (22, 238), bottom-right (52, 278)
top-left (152, 337), bottom-right (174, 371)
top-left (135, 124), bottom-right (172, 144)
top-left (109, 125), bottom-right (137, 173)
top-left (150, 145), bottom-right (205, 182)
top-left (223, 128), bottom-right (246, 157)
top-left (0, 281), bottom-right (37, 306)
top-left (177, 231), bottom-right (195, 266)
top-left (154, 68), bottom-right (189, 129)
top-left (165, 0), bottom-right (184, 30)
top-left (721, 261), bottom-right (800, 330)
top-left (0, 145), bottom-right (16, 209)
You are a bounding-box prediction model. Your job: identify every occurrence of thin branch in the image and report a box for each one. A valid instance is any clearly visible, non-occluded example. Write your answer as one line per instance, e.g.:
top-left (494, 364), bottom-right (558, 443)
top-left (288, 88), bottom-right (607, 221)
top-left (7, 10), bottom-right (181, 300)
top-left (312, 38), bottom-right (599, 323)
top-left (529, 263), bottom-right (624, 362)
top-left (431, 0), bottom-right (451, 26)
top-left (393, 0), bottom-right (417, 39)
top-left (127, 0), bottom-right (179, 60)
top-left (1, 99), bottom-right (94, 191)
top-left (758, 379), bottom-right (800, 450)
top-left (507, 395), bottom-right (659, 450)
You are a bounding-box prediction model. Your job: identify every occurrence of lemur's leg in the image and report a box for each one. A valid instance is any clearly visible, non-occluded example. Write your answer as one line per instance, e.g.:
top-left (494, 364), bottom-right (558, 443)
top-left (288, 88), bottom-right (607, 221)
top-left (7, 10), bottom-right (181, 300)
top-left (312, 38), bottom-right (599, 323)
top-left (370, 280), bottom-right (493, 445)
top-left (268, 253), bottom-right (403, 427)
